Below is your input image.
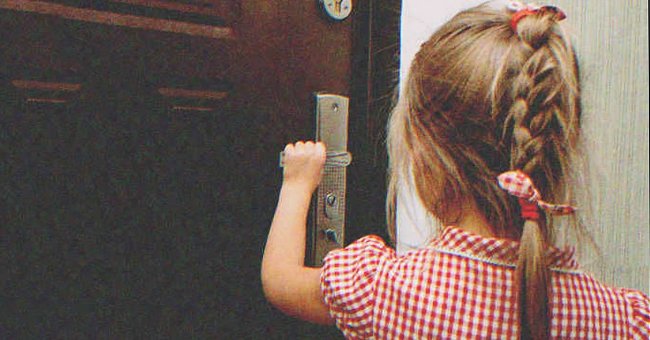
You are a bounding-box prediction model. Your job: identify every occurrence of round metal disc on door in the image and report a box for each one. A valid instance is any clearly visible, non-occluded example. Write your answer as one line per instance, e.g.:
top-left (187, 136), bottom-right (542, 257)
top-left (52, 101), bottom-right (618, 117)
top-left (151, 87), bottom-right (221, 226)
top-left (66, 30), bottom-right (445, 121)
top-left (319, 0), bottom-right (353, 21)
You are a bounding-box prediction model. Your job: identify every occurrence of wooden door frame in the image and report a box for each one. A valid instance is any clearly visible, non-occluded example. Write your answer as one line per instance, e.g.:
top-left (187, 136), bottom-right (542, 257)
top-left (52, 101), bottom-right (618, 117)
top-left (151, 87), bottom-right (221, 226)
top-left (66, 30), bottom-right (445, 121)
top-left (347, 0), bottom-right (401, 243)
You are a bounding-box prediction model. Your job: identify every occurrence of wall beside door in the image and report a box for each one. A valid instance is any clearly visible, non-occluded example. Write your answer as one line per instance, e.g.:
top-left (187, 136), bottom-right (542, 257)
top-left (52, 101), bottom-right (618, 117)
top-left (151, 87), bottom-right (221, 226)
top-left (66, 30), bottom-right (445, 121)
top-left (552, 0), bottom-right (649, 294)
top-left (399, 0), bottom-right (649, 294)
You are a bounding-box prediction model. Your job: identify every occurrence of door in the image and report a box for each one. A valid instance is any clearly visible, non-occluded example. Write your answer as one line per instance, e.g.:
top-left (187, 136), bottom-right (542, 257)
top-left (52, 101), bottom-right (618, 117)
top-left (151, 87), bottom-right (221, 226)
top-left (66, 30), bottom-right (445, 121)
top-left (0, 0), bottom-right (399, 338)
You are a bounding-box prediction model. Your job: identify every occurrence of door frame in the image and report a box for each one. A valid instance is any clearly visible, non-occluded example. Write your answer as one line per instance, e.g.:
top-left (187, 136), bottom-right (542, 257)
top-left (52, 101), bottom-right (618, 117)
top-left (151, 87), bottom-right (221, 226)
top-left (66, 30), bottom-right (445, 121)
top-left (348, 0), bottom-right (401, 243)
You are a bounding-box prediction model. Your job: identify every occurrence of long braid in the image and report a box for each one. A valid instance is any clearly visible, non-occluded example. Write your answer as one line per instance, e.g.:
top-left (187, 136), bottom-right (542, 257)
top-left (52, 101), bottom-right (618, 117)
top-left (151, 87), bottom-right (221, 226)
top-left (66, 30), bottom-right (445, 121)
top-left (504, 11), bottom-right (579, 340)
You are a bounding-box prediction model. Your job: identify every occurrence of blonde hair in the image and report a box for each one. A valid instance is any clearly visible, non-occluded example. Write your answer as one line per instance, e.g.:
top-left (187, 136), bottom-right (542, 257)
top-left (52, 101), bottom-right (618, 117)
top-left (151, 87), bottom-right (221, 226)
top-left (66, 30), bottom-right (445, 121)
top-left (387, 4), bottom-right (581, 339)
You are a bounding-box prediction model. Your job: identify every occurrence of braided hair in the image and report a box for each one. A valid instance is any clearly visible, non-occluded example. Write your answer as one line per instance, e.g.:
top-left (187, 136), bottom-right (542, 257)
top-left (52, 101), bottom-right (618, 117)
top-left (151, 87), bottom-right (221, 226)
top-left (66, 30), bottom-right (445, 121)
top-left (387, 3), bottom-right (581, 339)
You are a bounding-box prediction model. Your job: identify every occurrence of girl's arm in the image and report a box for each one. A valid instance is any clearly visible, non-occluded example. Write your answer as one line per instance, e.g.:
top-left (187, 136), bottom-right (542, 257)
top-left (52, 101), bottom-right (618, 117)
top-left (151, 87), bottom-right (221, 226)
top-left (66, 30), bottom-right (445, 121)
top-left (261, 141), bottom-right (334, 325)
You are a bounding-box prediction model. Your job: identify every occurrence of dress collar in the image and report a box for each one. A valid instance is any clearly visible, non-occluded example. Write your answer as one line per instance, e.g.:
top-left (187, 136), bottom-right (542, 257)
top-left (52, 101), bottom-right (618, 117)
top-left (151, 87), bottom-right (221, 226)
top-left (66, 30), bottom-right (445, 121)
top-left (428, 226), bottom-right (580, 272)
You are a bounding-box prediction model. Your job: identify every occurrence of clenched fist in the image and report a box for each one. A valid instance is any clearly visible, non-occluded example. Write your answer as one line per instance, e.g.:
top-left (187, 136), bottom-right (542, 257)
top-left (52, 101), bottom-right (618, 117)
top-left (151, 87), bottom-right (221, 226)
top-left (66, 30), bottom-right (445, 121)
top-left (281, 141), bottom-right (326, 194)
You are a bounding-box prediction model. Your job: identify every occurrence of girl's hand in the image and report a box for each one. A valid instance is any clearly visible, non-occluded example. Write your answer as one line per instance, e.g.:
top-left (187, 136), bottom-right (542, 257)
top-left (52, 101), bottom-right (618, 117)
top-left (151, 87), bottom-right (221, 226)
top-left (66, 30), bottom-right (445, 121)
top-left (281, 141), bottom-right (326, 194)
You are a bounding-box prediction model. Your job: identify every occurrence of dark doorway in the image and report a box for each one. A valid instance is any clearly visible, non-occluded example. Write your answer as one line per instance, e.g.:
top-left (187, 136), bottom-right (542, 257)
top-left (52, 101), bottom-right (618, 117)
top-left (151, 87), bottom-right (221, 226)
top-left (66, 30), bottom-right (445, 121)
top-left (0, 1), bottom-right (400, 338)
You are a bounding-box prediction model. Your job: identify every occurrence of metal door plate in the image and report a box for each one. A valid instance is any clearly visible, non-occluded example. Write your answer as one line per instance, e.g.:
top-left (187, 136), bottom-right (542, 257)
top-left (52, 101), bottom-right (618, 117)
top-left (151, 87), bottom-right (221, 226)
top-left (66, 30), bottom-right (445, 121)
top-left (307, 93), bottom-right (349, 265)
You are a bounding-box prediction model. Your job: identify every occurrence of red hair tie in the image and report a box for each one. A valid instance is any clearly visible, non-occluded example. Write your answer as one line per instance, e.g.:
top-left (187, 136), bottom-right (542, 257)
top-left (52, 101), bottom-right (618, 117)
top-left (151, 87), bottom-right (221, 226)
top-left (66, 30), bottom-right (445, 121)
top-left (507, 2), bottom-right (567, 32)
top-left (497, 170), bottom-right (576, 221)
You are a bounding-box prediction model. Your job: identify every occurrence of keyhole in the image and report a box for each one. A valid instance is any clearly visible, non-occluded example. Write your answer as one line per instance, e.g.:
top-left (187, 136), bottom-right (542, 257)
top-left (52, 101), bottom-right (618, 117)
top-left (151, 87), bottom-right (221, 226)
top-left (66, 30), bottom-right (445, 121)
top-left (324, 229), bottom-right (339, 243)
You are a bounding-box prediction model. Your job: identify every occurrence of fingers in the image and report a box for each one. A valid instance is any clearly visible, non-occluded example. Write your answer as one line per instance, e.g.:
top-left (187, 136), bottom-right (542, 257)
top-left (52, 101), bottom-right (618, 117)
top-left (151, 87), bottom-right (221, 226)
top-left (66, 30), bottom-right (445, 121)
top-left (281, 141), bottom-right (327, 192)
top-left (284, 141), bottom-right (326, 155)
top-left (314, 142), bottom-right (326, 164)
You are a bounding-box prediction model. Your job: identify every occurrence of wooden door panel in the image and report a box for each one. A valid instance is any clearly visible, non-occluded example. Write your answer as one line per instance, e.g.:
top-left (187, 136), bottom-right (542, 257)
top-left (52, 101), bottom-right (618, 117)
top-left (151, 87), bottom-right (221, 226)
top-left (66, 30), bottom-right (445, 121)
top-left (0, 0), bottom-right (236, 38)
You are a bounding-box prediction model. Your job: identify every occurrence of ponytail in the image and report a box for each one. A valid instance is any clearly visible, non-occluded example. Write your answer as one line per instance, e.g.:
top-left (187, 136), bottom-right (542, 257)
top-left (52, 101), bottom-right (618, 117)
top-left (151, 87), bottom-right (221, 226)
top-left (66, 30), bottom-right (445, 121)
top-left (517, 219), bottom-right (550, 339)
top-left (497, 170), bottom-right (577, 340)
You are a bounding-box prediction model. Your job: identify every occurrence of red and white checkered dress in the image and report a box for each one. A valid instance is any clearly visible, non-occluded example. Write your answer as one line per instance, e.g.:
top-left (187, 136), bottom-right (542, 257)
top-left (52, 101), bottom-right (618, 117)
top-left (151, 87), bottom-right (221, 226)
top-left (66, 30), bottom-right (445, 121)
top-left (320, 227), bottom-right (650, 339)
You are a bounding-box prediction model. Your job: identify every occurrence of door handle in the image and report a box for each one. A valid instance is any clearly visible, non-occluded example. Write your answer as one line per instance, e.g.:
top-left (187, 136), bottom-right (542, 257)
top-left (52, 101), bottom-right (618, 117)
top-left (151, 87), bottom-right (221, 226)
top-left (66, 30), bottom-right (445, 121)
top-left (278, 151), bottom-right (352, 168)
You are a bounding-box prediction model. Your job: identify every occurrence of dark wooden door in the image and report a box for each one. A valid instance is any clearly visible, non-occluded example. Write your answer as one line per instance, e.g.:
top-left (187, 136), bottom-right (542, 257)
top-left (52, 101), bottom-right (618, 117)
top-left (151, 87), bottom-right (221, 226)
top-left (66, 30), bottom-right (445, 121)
top-left (0, 1), bottom-right (399, 338)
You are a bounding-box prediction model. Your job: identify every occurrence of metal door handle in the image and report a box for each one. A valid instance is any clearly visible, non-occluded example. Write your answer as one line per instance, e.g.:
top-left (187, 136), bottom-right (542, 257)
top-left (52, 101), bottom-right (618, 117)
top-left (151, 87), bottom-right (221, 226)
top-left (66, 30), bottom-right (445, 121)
top-left (278, 151), bottom-right (352, 168)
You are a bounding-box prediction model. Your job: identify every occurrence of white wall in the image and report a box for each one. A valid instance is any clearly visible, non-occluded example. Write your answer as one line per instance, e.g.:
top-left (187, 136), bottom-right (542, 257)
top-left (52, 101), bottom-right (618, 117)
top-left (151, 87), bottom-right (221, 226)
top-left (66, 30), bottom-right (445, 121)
top-left (400, 1), bottom-right (486, 90)
top-left (399, 0), bottom-right (649, 294)
top-left (395, 0), bottom-right (487, 256)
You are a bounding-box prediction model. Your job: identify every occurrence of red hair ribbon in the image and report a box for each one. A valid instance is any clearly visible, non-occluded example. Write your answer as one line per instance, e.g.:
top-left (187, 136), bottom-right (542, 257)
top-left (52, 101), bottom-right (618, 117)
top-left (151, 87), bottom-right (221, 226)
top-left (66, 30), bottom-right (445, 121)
top-left (497, 170), bottom-right (576, 221)
top-left (508, 2), bottom-right (567, 32)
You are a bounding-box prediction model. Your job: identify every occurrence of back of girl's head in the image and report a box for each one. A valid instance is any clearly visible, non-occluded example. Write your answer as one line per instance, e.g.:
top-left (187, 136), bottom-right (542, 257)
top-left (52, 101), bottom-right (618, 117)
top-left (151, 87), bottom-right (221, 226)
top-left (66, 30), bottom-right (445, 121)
top-left (388, 2), bottom-right (580, 237)
top-left (387, 2), bottom-right (581, 339)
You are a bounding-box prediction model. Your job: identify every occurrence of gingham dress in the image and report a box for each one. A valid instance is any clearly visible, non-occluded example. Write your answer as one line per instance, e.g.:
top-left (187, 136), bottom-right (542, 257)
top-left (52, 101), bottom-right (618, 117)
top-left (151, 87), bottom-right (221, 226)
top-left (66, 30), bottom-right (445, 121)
top-left (320, 227), bottom-right (650, 339)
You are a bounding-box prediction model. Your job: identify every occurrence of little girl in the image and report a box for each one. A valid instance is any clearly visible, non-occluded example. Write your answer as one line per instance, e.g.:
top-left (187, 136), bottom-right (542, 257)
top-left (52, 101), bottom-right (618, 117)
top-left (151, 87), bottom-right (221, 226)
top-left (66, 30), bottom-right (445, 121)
top-left (261, 2), bottom-right (649, 339)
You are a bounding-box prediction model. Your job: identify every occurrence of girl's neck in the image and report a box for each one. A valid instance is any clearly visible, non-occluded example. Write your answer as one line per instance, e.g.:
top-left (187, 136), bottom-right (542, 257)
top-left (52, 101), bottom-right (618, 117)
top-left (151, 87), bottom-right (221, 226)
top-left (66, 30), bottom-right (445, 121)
top-left (454, 202), bottom-right (518, 240)
top-left (457, 212), bottom-right (496, 238)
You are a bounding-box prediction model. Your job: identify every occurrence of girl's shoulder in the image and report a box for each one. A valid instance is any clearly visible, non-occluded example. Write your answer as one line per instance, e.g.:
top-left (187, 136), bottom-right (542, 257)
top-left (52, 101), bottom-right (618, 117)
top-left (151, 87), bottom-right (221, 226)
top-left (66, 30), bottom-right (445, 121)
top-left (322, 234), bottom-right (397, 269)
top-left (619, 288), bottom-right (650, 339)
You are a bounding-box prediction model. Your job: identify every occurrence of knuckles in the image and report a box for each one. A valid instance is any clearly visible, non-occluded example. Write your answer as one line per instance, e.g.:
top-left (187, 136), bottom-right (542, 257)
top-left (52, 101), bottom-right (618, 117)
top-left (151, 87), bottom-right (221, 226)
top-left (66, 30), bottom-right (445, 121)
top-left (284, 141), bottom-right (327, 161)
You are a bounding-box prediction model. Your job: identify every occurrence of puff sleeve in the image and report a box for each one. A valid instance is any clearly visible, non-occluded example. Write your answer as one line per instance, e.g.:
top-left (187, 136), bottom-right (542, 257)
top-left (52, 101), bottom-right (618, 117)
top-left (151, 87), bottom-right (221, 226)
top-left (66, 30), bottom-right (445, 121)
top-left (320, 235), bottom-right (395, 339)
top-left (624, 289), bottom-right (650, 339)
